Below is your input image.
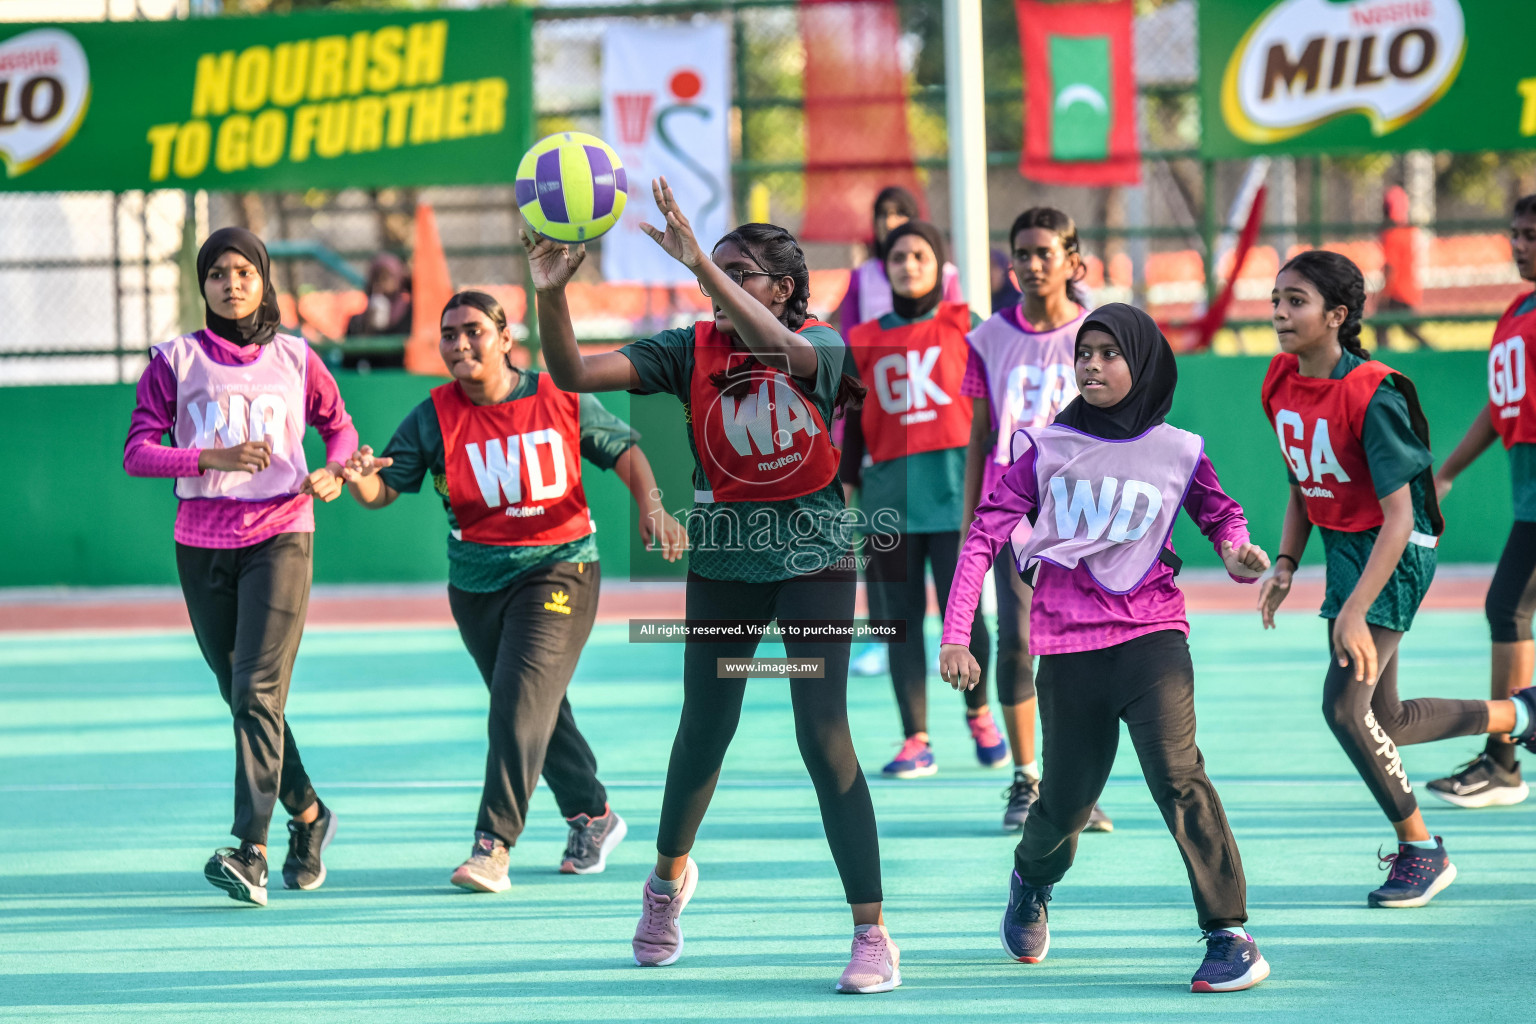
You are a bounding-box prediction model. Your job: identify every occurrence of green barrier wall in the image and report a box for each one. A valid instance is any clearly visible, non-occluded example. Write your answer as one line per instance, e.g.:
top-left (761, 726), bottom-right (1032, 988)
top-left (0, 351), bottom-right (1511, 588)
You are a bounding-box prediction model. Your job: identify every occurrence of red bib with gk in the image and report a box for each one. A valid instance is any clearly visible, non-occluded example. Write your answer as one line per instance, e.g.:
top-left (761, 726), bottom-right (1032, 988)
top-left (1261, 353), bottom-right (1395, 532)
top-left (431, 374), bottom-right (593, 546)
top-left (688, 319), bottom-right (841, 502)
top-left (1488, 294), bottom-right (1536, 448)
top-left (846, 302), bottom-right (975, 464)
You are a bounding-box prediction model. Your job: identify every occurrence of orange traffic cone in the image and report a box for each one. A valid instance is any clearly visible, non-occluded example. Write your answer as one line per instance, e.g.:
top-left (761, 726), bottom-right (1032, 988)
top-left (404, 202), bottom-right (454, 376)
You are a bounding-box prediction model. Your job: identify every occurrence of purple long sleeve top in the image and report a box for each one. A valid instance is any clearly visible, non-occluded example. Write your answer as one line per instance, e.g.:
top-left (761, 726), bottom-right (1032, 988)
top-left (941, 444), bottom-right (1256, 655)
top-left (123, 329), bottom-right (359, 549)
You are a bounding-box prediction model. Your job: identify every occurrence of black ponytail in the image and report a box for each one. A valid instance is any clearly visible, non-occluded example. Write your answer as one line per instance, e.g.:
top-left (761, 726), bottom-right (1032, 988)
top-left (1280, 249), bottom-right (1369, 359)
top-left (1009, 206), bottom-right (1090, 308)
top-left (709, 222), bottom-right (867, 412)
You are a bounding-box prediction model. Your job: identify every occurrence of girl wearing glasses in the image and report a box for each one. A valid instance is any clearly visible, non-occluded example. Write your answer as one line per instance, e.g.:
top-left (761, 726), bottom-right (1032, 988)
top-left (523, 180), bottom-right (899, 995)
top-left (841, 221), bottom-right (1005, 780)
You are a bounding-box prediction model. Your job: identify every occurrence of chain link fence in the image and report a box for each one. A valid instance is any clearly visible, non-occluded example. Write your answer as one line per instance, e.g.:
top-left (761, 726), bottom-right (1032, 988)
top-left (4, 0), bottom-right (1534, 384)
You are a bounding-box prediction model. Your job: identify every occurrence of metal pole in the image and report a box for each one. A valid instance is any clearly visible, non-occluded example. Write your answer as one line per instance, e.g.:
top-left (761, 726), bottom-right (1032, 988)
top-left (942, 0), bottom-right (991, 319)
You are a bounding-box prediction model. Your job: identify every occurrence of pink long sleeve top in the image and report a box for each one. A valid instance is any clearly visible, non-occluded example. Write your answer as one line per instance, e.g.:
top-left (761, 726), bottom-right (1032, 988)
top-left (941, 444), bottom-right (1256, 655)
top-left (123, 329), bottom-right (359, 549)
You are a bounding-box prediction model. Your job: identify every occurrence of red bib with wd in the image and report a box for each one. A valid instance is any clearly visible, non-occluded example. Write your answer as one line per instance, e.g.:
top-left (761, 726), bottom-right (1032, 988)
top-left (431, 374), bottom-right (593, 546)
top-left (688, 319), bottom-right (841, 502)
top-left (846, 302), bottom-right (975, 464)
top-left (1261, 353), bottom-right (1397, 533)
top-left (1488, 293), bottom-right (1536, 447)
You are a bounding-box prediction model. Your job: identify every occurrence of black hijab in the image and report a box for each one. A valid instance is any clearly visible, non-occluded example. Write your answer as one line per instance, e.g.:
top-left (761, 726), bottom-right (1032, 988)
top-left (884, 220), bottom-right (948, 321)
top-left (872, 185), bottom-right (922, 260)
top-left (197, 226), bottom-right (282, 346)
top-left (1053, 303), bottom-right (1177, 440)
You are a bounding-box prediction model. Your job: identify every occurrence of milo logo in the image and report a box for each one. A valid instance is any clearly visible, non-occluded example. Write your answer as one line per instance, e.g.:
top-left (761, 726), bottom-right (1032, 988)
top-left (1221, 0), bottom-right (1465, 144)
top-left (0, 29), bottom-right (90, 177)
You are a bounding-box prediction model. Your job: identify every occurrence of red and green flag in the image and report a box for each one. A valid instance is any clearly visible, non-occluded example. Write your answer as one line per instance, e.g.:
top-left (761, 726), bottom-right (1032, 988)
top-left (1016, 0), bottom-right (1139, 186)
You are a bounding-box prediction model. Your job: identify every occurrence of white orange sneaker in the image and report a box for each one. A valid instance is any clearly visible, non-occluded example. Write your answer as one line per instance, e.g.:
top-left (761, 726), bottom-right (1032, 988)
top-left (835, 924), bottom-right (901, 993)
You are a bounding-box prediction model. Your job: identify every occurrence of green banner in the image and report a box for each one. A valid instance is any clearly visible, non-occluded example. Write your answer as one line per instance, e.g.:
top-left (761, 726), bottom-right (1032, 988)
top-left (0, 6), bottom-right (532, 192)
top-left (1200, 0), bottom-right (1536, 159)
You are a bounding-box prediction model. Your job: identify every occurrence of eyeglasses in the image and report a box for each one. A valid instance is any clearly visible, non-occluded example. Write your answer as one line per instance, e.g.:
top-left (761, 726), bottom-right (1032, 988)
top-left (699, 269), bottom-right (778, 298)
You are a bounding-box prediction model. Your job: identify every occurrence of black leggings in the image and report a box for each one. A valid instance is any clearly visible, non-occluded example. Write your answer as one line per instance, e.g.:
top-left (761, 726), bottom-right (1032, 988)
top-left (993, 548), bottom-right (1037, 706)
top-left (1322, 622), bottom-right (1490, 821)
top-left (866, 531), bottom-right (990, 737)
top-left (177, 532), bottom-right (319, 846)
top-left (448, 561), bottom-right (608, 846)
top-left (1487, 521), bottom-right (1536, 643)
top-left (1017, 631), bottom-right (1246, 931)
top-left (657, 567), bottom-right (882, 905)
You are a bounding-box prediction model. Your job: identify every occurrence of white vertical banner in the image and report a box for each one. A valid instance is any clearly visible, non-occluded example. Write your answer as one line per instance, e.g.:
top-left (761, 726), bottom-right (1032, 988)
top-left (601, 21), bottom-right (731, 285)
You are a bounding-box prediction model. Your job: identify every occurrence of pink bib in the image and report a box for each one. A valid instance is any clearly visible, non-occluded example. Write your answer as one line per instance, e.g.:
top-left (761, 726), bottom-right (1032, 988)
top-left (154, 331), bottom-right (310, 501)
top-left (967, 307), bottom-right (1086, 468)
top-left (1010, 422), bottom-right (1203, 594)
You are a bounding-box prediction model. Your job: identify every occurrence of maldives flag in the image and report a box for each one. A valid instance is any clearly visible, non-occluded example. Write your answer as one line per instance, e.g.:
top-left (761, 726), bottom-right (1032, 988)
top-left (1017, 0), bottom-right (1139, 186)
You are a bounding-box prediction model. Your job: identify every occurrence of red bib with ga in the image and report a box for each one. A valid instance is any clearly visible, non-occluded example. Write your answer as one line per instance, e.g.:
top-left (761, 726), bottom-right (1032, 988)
top-left (846, 302), bottom-right (975, 464)
top-left (431, 374), bottom-right (593, 546)
top-left (688, 319), bottom-right (841, 502)
top-left (1261, 352), bottom-right (1396, 533)
top-left (1488, 293), bottom-right (1536, 447)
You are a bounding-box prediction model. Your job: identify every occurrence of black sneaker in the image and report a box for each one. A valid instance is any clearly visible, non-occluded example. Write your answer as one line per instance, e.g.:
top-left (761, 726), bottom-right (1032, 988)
top-left (205, 843), bottom-right (268, 907)
top-left (1190, 929), bottom-right (1270, 992)
top-left (560, 806), bottom-right (628, 875)
top-left (1426, 753), bottom-right (1528, 808)
top-left (1368, 838), bottom-right (1457, 908)
top-left (999, 871), bottom-right (1051, 963)
top-left (1083, 802), bottom-right (1114, 833)
top-left (282, 802), bottom-right (338, 890)
top-left (1002, 775), bottom-right (1038, 832)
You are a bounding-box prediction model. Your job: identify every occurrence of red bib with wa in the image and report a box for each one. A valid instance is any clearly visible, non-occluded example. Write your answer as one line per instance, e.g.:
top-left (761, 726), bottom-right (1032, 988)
top-left (1261, 353), bottom-right (1395, 533)
top-left (431, 374), bottom-right (593, 546)
top-left (846, 302), bottom-right (975, 465)
top-left (687, 319), bottom-right (841, 502)
top-left (1488, 293), bottom-right (1536, 448)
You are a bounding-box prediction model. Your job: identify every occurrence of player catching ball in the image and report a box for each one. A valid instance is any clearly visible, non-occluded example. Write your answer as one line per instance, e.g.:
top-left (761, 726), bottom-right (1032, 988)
top-left (1257, 250), bottom-right (1536, 908)
top-left (342, 290), bottom-right (684, 890)
top-left (524, 178), bottom-right (900, 995)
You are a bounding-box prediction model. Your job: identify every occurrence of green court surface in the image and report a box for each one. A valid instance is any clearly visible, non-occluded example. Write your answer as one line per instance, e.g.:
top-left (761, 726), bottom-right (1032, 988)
top-left (2, 611), bottom-right (1532, 1023)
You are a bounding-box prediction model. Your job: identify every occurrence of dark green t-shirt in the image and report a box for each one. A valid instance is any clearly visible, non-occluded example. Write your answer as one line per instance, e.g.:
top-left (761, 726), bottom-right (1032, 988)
top-left (1306, 350), bottom-right (1437, 631)
top-left (842, 308), bottom-right (983, 535)
top-left (378, 370), bottom-right (638, 593)
top-left (620, 322), bottom-right (852, 582)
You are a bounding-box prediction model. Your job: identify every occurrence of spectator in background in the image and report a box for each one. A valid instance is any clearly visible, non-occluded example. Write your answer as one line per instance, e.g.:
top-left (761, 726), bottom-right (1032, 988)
top-left (348, 253), bottom-right (413, 337)
top-left (991, 247), bottom-right (1022, 313)
top-left (1379, 185), bottom-right (1431, 350)
top-left (835, 186), bottom-right (962, 333)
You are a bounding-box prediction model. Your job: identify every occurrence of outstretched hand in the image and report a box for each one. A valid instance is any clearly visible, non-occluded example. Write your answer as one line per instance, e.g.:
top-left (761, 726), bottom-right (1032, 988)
top-left (520, 226), bottom-right (587, 291)
top-left (341, 445), bottom-right (394, 483)
top-left (640, 177), bottom-right (705, 269)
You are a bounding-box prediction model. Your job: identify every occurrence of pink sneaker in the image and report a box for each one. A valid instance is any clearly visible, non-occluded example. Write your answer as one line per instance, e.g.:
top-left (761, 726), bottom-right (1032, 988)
top-left (968, 711), bottom-right (1010, 767)
top-left (836, 924), bottom-right (902, 993)
top-left (632, 859), bottom-right (699, 966)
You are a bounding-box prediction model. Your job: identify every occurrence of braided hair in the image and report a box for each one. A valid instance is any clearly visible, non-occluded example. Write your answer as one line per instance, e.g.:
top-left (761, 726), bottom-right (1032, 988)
top-left (1279, 249), bottom-right (1369, 359)
top-left (708, 223), bottom-right (867, 411)
top-left (1009, 207), bottom-right (1090, 308)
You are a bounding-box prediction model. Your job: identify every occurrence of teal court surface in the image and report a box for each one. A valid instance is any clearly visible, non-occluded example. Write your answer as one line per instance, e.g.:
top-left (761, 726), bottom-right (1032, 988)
top-left (2, 610), bottom-right (1533, 1023)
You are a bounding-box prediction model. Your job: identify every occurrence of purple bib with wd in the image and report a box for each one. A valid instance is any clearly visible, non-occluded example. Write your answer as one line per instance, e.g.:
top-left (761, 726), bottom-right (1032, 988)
top-left (1009, 422), bottom-right (1204, 594)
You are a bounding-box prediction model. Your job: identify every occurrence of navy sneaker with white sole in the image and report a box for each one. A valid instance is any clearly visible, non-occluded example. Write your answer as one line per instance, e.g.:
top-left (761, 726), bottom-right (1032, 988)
top-left (1368, 838), bottom-right (1457, 908)
top-left (1191, 930), bottom-right (1270, 993)
top-left (1000, 871), bottom-right (1051, 963)
top-left (205, 843), bottom-right (268, 907)
top-left (282, 802), bottom-right (338, 890)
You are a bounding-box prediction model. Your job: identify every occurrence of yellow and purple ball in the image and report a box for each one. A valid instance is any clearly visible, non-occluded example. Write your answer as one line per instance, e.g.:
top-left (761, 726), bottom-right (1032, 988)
top-left (515, 132), bottom-right (628, 243)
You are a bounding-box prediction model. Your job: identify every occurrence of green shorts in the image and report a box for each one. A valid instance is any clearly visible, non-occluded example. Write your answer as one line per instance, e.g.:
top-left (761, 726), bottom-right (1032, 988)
top-left (1318, 525), bottom-right (1436, 633)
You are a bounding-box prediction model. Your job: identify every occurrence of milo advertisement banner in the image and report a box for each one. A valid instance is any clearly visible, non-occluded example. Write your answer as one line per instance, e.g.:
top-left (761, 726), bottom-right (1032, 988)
top-left (0, 6), bottom-right (532, 191)
top-left (1201, 0), bottom-right (1536, 158)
